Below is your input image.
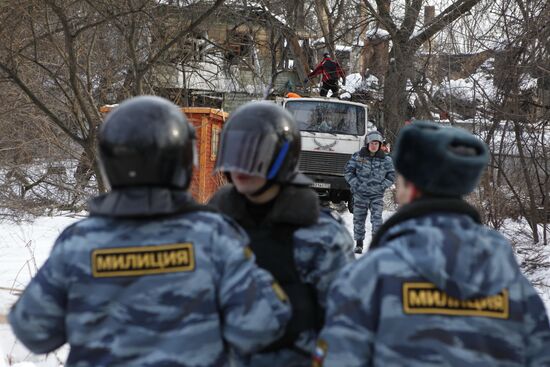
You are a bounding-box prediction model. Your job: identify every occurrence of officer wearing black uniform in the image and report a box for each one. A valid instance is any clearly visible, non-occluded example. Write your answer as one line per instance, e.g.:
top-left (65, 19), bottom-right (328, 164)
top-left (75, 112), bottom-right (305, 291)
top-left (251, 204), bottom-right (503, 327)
top-left (209, 101), bottom-right (355, 367)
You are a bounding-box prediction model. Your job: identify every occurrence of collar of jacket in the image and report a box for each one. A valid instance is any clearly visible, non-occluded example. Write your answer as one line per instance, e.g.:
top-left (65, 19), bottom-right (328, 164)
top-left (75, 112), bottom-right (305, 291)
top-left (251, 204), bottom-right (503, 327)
top-left (88, 187), bottom-right (203, 218)
top-left (369, 197), bottom-right (481, 250)
top-left (211, 184), bottom-right (320, 227)
top-left (359, 147), bottom-right (386, 158)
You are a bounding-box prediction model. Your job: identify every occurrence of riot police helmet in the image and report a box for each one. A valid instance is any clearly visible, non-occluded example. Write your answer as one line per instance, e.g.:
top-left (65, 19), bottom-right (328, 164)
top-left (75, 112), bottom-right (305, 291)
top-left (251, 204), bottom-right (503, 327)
top-left (99, 96), bottom-right (194, 190)
top-left (215, 101), bottom-right (311, 185)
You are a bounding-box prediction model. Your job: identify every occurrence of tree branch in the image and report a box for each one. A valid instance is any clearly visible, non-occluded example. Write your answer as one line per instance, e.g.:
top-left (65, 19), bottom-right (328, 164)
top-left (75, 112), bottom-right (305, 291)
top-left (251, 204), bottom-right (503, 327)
top-left (400, 0), bottom-right (423, 39)
top-left (410, 0), bottom-right (482, 49)
top-left (364, 0), bottom-right (397, 36)
top-left (0, 62), bottom-right (84, 145)
top-left (138, 0), bottom-right (225, 78)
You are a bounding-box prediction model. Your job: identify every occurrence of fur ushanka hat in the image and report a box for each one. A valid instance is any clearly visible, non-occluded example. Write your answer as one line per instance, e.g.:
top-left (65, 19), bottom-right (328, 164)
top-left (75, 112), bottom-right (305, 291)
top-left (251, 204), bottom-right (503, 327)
top-left (393, 120), bottom-right (489, 197)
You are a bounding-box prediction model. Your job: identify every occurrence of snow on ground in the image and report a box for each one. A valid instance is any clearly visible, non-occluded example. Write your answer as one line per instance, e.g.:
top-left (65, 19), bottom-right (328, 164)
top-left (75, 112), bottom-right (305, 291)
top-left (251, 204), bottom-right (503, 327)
top-left (0, 215), bottom-right (79, 367)
top-left (0, 209), bottom-right (548, 366)
top-left (341, 73), bottom-right (379, 95)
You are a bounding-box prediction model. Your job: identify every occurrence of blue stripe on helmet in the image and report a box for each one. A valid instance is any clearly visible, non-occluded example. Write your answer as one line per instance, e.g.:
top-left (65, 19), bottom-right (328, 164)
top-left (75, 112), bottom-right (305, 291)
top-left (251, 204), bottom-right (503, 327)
top-left (267, 141), bottom-right (290, 180)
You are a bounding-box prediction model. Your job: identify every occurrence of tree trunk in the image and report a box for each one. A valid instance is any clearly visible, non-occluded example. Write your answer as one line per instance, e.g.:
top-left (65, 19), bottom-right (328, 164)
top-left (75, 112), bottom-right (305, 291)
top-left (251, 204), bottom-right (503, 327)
top-left (513, 121), bottom-right (540, 243)
top-left (287, 34), bottom-right (310, 81)
top-left (382, 45), bottom-right (412, 143)
top-left (313, 0), bottom-right (336, 56)
top-left (93, 157), bottom-right (107, 193)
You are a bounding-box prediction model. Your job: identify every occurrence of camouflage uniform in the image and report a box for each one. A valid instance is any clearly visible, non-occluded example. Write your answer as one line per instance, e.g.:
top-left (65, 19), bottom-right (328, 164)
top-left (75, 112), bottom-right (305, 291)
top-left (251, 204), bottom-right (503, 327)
top-left (344, 148), bottom-right (395, 239)
top-left (316, 198), bottom-right (550, 367)
top-left (9, 190), bottom-right (291, 367)
top-left (210, 185), bottom-right (355, 367)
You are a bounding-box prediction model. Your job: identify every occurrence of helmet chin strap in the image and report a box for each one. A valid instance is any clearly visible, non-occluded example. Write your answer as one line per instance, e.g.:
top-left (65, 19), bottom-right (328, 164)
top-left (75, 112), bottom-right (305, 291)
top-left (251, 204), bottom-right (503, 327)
top-left (249, 179), bottom-right (276, 197)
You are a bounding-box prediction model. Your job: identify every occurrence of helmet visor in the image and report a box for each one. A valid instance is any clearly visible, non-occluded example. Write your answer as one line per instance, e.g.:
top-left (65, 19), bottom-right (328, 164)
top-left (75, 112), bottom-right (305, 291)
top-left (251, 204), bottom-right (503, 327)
top-left (215, 130), bottom-right (279, 178)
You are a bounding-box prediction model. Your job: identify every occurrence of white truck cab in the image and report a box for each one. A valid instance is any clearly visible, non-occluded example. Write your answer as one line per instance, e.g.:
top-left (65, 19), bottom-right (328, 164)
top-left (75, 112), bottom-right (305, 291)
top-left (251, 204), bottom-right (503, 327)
top-left (277, 97), bottom-right (368, 207)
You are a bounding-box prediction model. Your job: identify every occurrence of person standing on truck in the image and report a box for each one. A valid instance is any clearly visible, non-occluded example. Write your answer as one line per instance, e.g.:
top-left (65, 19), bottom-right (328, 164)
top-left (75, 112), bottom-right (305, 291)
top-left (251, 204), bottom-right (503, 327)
top-left (345, 130), bottom-right (395, 254)
top-left (209, 101), bottom-right (355, 367)
top-left (304, 52), bottom-right (346, 97)
top-left (8, 96), bottom-right (291, 367)
top-left (314, 121), bottom-right (550, 367)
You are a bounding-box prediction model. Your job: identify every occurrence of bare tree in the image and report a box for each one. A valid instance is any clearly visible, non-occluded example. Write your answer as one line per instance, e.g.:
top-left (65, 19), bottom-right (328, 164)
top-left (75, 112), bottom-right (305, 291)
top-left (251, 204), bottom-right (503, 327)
top-left (446, 0), bottom-right (550, 252)
top-left (359, 0), bottom-right (485, 142)
top-left (0, 0), bottom-right (225, 206)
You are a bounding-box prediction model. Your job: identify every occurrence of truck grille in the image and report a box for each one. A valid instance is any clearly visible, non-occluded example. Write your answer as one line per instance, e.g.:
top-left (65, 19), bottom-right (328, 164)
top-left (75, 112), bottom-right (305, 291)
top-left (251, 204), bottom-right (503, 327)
top-left (299, 151), bottom-right (351, 176)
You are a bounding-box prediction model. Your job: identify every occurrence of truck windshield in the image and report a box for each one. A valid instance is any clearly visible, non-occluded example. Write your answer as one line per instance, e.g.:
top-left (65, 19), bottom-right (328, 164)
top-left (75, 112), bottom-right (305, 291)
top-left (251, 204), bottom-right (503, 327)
top-left (285, 100), bottom-right (365, 136)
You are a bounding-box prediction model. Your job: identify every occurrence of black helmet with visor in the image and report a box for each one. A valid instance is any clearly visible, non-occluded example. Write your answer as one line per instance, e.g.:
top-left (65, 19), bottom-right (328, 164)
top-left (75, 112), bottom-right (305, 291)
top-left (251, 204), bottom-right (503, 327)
top-left (215, 101), bottom-right (310, 186)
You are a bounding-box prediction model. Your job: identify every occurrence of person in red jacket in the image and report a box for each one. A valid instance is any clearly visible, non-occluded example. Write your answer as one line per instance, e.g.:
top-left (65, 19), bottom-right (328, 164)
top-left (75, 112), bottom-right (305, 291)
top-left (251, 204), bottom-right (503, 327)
top-left (304, 52), bottom-right (346, 97)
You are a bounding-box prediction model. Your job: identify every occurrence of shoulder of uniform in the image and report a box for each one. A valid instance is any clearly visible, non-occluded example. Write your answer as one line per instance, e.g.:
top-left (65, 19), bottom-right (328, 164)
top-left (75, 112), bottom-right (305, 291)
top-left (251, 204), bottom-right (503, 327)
top-left (218, 213), bottom-right (249, 241)
top-left (350, 151), bottom-right (361, 159)
top-left (478, 226), bottom-right (511, 248)
top-left (180, 207), bottom-right (246, 240)
top-left (294, 209), bottom-right (352, 251)
top-left (319, 208), bottom-right (344, 224)
top-left (54, 218), bottom-right (87, 242)
top-left (479, 224), bottom-right (504, 238)
top-left (201, 210), bottom-right (245, 236)
top-left (347, 246), bottom-right (398, 275)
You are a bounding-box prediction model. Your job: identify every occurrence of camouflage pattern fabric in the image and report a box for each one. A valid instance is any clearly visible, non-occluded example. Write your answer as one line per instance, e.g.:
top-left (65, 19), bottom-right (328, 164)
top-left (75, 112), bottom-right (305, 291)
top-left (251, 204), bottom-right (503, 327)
top-left (209, 185), bottom-right (355, 367)
top-left (9, 211), bottom-right (291, 367)
top-left (352, 195), bottom-right (384, 240)
top-left (344, 148), bottom-right (395, 199)
top-left (317, 210), bottom-right (550, 367)
top-left (234, 211), bottom-right (355, 367)
top-left (294, 210), bottom-right (356, 308)
top-left (345, 149), bottom-right (395, 240)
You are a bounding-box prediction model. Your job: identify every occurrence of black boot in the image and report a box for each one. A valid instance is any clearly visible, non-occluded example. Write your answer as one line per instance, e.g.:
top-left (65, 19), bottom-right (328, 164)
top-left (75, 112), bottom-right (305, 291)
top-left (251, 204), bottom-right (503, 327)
top-left (354, 240), bottom-right (363, 254)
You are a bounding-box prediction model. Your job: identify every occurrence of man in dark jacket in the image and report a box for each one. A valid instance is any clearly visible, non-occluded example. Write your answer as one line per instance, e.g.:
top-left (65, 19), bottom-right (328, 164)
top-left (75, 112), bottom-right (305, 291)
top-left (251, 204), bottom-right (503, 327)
top-left (210, 101), bottom-right (355, 367)
top-left (304, 52), bottom-right (346, 97)
top-left (315, 121), bottom-right (550, 367)
top-left (344, 130), bottom-right (395, 254)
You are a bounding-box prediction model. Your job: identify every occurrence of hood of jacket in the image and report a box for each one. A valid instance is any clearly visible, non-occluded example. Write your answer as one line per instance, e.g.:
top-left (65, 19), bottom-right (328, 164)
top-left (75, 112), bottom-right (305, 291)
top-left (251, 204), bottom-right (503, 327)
top-left (88, 187), bottom-right (213, 218)
top-left (209, 184), bottom-right (320, 227)
top-left (371, 198), bottom-right (520, 299)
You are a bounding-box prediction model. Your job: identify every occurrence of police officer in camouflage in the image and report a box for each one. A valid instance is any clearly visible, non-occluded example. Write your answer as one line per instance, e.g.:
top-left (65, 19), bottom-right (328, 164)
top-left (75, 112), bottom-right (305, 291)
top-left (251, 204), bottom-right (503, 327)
top-left (344, 130), bottom-right (395, 254)
top-left (8, 96), bottom-right (291, 367)
top-left (209, 101), bottom-right (355, 367)
top-left (315, 121), bottom-right (550, 367)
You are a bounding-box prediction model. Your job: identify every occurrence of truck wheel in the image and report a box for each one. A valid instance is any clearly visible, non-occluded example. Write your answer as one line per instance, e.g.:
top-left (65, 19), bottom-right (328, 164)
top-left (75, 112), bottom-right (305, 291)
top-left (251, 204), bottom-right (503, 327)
top-left (347, 196), bottom-right (354, 214)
